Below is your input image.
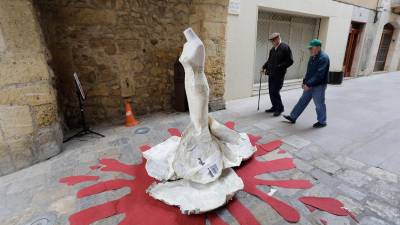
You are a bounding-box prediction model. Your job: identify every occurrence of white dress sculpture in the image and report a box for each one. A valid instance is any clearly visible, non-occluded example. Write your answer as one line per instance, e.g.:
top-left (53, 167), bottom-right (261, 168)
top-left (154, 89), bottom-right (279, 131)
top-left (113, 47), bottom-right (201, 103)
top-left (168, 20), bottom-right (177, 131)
top-left (144, 28), bottom-right (257, 214)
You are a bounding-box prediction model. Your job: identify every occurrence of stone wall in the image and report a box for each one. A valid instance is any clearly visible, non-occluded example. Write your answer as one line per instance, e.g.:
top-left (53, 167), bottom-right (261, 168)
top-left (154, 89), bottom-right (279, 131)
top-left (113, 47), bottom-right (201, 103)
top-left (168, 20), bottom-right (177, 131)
top-left (35, 0), bottom-right (192, 127)
top-left (190, 0), bottom-right (229, 111)
top-left (35, 0), bottom-right (229, 128)
top-left (0, 0), bottom-right (62, 175)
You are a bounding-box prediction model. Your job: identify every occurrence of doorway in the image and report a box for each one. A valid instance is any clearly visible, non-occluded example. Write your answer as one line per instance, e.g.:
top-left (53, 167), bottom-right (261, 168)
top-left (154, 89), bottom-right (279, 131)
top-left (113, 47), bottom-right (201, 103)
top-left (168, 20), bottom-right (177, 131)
top-left (343, 22), bottom-right (362, 77)
top-left (374, 23), bottom-right (395, 72)
top-left (253, 11), bottom-right (320, 91)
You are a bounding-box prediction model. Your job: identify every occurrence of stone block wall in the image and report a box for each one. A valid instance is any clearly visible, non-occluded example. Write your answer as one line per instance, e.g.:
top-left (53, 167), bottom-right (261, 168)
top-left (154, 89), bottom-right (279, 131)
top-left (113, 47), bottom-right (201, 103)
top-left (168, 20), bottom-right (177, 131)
top-left (35, 0), bottom-right (193, 127)
top-left (190, 0), bottom-right (229, 111)
top-left (35, 0), bottom-right (229, 128)
top-left (0, 0), bottom-right (62, 175)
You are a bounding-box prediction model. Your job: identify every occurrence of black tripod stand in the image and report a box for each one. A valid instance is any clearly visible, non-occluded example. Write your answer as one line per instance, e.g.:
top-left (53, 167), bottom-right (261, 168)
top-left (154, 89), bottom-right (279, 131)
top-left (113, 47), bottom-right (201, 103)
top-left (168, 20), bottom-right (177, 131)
top-left (63, 79), bottom-right (105, 143)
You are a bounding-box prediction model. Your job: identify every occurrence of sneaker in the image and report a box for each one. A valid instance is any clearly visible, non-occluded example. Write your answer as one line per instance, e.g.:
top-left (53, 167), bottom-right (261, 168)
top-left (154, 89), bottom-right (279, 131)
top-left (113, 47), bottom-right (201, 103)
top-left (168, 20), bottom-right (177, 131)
top-left (283, 115), bottom-right (296, 124)
top-left (313, 122), bottom-right (327, 128)
top-left (265, 108), bottom-right (275, 113)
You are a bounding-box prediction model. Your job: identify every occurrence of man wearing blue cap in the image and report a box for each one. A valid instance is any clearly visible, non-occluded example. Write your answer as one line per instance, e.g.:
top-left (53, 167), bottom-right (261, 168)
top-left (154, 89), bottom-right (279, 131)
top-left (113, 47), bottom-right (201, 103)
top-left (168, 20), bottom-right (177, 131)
top-left (283, 39), bottom-right (330, 128)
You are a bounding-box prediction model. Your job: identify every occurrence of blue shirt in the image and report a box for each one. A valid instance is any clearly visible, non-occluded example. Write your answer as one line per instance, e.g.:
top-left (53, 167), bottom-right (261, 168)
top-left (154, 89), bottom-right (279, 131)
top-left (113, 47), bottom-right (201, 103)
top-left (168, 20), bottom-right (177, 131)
top-left (303, 51), bottom-right (330, 87)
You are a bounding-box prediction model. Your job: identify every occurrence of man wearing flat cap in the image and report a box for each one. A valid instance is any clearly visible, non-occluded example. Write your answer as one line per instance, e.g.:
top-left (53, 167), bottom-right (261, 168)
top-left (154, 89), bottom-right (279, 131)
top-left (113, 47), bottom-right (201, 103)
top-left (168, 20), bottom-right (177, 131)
top-left (283, 39), bottom-right (330, 128)
top-left (261, 33), bottom-right (293, 117)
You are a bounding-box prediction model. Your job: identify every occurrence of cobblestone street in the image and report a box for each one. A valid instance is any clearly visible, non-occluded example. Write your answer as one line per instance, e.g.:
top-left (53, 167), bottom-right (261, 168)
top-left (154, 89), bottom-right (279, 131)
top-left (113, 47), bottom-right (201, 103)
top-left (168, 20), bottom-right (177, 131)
top-left (1, 73), bottom-right (400, 225)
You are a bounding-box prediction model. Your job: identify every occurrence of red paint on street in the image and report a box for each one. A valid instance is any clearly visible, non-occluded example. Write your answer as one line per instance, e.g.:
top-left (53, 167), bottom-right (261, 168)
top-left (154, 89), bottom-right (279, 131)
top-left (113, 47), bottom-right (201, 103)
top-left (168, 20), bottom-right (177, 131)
top-left (224, 121), bottom-right (235, 130)
top-left (235, 139), bottom-right (303, 223)
top-left (67, 156), bottom-right (205, 225)
top-left (248, 134), bottom-right (262, 146)
top-left (59, 176), bottom-right (99, 186)
top-left (254, 140), bottom-right (283, 157)
top-left (58, 123), bottom-right (351, 225)
top-left (278, 150), bottom-right (286, 154)
top-left (139, 144), bottom-right (151, 152)
top-left (255, 180), bottom-right (313, 189)
top-left (299, 197), bottom-right (358, 223)
top-left (226, 198), bottom-right (259, 225)
top-left (89, 165), bottom-right (102, 170)
top-left (168, 128), bottom-right (182, 137)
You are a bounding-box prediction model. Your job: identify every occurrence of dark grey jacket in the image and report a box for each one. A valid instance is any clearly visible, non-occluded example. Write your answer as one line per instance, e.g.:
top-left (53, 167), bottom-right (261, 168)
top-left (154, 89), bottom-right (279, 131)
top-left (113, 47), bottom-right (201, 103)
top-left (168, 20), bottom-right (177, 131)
top-left (262, 42), bottom-right (294, 77)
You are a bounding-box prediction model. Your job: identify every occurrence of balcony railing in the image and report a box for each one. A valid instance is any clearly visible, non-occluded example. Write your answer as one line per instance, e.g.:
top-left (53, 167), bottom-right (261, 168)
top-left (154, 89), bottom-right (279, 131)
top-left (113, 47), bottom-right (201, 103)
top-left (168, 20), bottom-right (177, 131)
top-left (393, 0), bottom-right (400, 14)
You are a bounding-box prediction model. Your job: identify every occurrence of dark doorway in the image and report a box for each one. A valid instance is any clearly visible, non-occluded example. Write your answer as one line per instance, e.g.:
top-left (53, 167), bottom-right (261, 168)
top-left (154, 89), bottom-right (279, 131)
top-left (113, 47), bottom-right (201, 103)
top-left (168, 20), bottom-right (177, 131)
top-left (374, 23), bottom-right (395, 72)
top-left (343, 22), bottom-right (362, 77)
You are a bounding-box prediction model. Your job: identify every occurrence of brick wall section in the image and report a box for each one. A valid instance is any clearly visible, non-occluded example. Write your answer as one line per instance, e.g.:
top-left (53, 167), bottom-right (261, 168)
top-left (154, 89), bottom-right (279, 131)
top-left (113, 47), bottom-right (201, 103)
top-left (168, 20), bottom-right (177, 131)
top-left (190, 0), bottom-right (229, 111)
top-left (35, 0), bottom-right (193, 127)
top-left (0, 0), bottom-right (62, 175)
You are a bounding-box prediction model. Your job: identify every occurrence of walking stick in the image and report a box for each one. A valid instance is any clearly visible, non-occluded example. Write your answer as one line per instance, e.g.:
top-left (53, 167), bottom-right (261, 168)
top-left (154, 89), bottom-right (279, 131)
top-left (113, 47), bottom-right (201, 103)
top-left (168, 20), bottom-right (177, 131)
top-left (257, 70), bottom-right (263, 111)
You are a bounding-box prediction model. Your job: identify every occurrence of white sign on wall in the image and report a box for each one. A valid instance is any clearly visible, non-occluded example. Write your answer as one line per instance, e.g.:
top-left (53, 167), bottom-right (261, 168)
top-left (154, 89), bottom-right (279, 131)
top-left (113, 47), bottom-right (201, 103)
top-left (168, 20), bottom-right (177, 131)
top-left (228, 0), bottom-right (241, 15)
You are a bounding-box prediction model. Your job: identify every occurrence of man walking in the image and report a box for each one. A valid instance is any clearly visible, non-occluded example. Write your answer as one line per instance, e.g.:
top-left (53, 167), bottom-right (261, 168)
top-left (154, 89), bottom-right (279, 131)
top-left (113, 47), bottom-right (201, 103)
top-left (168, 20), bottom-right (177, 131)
top-left (261, 33), bottom-right (293, 117)
top-left (283, 39), bottom-right (330, 128)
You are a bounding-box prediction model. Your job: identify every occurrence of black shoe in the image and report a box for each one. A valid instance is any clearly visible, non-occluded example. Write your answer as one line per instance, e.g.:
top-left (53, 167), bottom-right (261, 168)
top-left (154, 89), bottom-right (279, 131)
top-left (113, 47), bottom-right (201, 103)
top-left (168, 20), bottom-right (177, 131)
top-left (313, 122), bottom-right (327, 128)
top-left (265, 108), bottom-right (275, 113)
top-left (273, 111), bottom-right (283, 117)
top-left (283, 115), bottom-right (296, 124)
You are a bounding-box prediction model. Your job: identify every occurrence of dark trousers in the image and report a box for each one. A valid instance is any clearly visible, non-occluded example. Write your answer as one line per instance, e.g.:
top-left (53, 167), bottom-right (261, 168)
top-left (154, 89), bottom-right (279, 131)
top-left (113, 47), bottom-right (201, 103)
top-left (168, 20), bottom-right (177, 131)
top-left (268, 75), bottom-right (285, 112)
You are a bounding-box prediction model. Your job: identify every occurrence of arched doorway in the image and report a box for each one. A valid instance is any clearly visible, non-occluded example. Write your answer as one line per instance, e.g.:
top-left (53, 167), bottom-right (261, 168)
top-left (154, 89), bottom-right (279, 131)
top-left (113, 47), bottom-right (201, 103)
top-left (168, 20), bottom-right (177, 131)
top-left (374, 23), bottom-right (394, 71)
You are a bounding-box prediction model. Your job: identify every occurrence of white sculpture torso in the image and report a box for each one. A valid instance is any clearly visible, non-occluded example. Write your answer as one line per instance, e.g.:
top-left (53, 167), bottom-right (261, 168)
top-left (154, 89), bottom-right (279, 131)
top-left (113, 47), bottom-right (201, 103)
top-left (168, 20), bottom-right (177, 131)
top-left (179, 28), bottom-right (209, 134)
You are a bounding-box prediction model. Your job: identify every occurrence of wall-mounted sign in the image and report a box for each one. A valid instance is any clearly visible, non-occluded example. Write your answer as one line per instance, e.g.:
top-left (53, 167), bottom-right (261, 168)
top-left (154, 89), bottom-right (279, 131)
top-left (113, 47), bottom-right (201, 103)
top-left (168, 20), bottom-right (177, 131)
top-left (228, 0), bottom-right (240, 15)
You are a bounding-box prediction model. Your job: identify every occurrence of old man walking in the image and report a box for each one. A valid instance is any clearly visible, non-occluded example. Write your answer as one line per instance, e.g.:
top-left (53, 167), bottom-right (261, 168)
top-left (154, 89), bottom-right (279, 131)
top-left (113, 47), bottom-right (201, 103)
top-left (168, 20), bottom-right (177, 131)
top-left (283, 39), bottom-right (330, 128)
top-left (261, 33), bottom-right (293, 117)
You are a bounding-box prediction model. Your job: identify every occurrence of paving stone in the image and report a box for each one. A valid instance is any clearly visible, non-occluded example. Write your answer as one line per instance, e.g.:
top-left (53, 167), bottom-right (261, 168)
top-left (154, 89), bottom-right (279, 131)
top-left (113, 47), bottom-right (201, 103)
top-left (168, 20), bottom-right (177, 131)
top-left (338, 170), bottom-right (373, 187)
top-left (259, 150), bottom-right (292, 161)
top-left (315, 212), bottom-right (351, 225)
top-left (335, 156), bottom-right (366, 169)
top-left (359, 216), bottom-right (391, 225)
top-left (214, 208), bottom-right (239, 225)
top-left (366, 200), bottom-right (400, 225)
top-left (303, 183), bottom-right (335, 197)
top-left (336, 195), bottom-right (364, 214)
top-left (366, 167), bottom-right (398, 183)
top-left (368, 180), bottom-right (400, 206)
top-left (236, 191), bottom-right (283, 225)
top-left (336, 184), bottom-right (367, 201)
top-left (253, 120), bottom-right (273, 131)
top-left (311, 158), bottom-right (342, 175)
top-left (310, 169), bottom-right (339, 186)
top-left (282, 135), bottom-right (311, 149)
top-left (293, 159), bottom-right (314, 173)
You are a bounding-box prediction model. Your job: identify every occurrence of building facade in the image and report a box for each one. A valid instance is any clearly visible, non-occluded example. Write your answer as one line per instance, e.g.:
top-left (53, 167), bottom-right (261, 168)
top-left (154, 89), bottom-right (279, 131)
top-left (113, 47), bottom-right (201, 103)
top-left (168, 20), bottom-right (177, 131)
top-left (224, 0), bottom-right (400, 100)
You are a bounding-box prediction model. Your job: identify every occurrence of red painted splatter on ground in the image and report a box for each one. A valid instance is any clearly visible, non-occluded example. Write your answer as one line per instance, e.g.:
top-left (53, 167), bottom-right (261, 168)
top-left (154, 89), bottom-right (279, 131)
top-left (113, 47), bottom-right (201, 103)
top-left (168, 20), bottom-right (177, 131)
top-left (299, 197), bottom-right (359, 223)
top-left (60, 121), bottom-right (356, 225)
top-left (89, 165), bottom-right (102, 170)
top-left (278, 150), bottom-right (286, 154)
top-left (168, 128), bottom-right (182, 137)
top-left (224, 121), bottom-right (235, 130)
top-left (320, 219), bottom-right (328, 225)
top-left (59, 176), bottom-right (99, 186)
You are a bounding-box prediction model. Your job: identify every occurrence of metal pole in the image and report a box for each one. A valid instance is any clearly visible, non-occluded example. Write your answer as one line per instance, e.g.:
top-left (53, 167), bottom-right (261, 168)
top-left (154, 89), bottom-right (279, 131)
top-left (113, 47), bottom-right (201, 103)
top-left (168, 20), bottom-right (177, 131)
top-left (257, 71), bottom-right (263, 111)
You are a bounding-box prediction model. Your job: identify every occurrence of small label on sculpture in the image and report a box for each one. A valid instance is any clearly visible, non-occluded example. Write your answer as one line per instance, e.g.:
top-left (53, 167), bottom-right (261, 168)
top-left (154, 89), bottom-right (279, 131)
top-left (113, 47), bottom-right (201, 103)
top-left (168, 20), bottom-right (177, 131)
top-left (208, 164), bottom-right (219, 177)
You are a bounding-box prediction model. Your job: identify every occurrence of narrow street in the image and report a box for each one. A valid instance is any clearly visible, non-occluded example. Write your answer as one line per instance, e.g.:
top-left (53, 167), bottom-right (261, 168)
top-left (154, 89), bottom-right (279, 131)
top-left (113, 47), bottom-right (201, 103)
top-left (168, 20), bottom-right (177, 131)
top-left (0, 72), bottom-right (399, 225)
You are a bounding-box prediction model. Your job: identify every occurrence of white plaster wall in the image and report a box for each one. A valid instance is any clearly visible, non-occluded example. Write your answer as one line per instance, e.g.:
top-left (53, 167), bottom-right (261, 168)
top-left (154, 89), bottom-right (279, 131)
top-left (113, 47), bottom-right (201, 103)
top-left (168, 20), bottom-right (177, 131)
top-left (225, 0), bottom-right (353, 100)
top-left (363, 10), bottom-right (400, 73)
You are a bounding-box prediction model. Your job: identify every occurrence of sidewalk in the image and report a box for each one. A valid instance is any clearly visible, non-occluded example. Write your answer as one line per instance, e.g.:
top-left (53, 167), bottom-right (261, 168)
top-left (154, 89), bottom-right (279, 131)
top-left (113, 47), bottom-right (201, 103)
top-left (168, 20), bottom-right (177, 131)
top-left (0, 72), bottom-right (399, 225)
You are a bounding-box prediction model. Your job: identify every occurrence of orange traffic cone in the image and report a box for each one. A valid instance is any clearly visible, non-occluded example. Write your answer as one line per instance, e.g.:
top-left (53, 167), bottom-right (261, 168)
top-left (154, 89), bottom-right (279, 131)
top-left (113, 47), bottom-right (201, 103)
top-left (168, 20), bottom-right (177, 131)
top-left (125, 102), bottom-right (139, 127)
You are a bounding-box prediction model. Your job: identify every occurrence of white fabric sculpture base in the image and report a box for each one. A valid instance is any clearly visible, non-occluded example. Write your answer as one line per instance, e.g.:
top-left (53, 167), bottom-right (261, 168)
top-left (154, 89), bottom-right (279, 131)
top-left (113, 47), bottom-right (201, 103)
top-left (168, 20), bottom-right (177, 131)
top-left (143, 28), bottom-right (256, 214)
